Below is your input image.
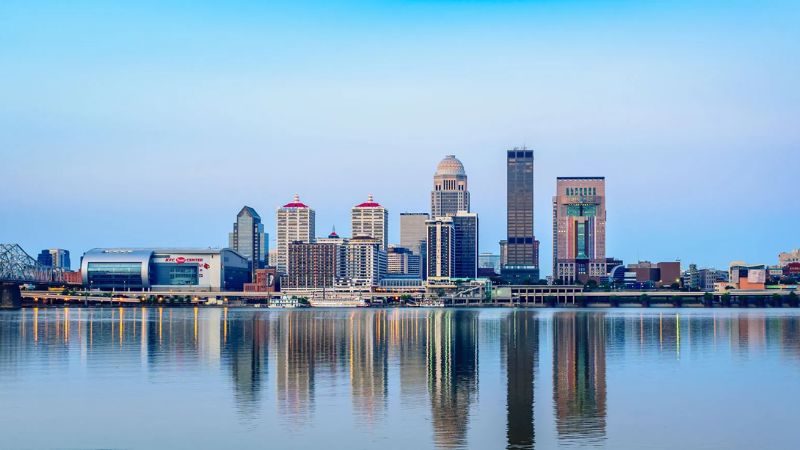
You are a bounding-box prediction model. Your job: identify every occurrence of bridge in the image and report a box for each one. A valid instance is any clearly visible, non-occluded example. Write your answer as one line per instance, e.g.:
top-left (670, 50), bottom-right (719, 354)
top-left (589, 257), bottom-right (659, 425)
top-left (1, 244), bottom-right (64, 309)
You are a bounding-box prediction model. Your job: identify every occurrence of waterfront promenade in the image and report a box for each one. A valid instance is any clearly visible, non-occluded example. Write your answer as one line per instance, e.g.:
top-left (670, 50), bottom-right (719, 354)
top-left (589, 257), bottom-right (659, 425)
top-left (19, 287), bottom-right (799, 308)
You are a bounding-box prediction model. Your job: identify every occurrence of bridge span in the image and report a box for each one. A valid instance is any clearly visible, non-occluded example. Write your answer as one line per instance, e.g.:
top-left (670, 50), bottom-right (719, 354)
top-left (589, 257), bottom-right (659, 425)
top-left (1, 244), bottom-right (65, 309)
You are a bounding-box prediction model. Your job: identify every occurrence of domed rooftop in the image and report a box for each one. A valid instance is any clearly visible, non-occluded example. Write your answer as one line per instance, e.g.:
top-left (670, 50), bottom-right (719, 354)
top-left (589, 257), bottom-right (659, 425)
top-left (282, 194), bottom-right (309, 208)
top-left (435, 155), bottom-right (466, 177)
top-left (355, 194), bottom-right (382, 208)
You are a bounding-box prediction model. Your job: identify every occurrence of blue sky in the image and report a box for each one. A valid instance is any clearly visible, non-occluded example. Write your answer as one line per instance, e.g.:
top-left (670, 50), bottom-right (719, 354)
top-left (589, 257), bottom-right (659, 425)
top-left (1, 0), bottom-right (798, 274)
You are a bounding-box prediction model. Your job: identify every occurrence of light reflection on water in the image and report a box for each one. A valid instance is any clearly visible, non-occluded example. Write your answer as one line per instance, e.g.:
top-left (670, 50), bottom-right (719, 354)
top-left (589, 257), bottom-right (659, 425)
top-left (1, 308), bottom-right (800, 449)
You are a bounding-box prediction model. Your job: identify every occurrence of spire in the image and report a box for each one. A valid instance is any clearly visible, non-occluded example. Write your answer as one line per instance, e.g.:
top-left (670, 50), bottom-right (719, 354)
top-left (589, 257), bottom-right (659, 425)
top-left (356, 194), bottom-right (382, 208)
top-left (282, 194), bottom-right (309, 208)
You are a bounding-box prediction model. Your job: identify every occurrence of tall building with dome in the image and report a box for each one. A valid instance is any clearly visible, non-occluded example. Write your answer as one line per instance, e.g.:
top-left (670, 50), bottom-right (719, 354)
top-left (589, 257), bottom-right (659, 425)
top-left (431, 155), bottom-right (470, 217)
top-left (276, 194), bottom-right (315, 275)
top-left (429, 155), bottom-right (478, 280)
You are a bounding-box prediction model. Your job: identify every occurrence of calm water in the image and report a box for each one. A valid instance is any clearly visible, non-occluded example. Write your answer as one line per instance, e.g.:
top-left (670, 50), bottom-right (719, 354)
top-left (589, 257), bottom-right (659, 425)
top-left (1, 308), bottom-right (799, 450)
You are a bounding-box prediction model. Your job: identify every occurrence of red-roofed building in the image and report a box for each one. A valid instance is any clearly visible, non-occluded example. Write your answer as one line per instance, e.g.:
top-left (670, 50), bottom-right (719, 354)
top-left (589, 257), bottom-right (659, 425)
top-left (276, 194), bottom-right (315, 275)
top-left (351, 194), bottom-right (388, 251)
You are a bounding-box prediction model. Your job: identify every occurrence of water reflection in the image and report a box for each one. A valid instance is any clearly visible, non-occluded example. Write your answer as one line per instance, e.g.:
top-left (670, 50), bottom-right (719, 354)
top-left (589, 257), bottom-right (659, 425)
top-left (428, 310), bottom-right (479, 449)
top-left (553, 313), bottom-right (607, 446)
top-left (2, 309), bottom-right (800, 449)
top-left (504, 311), bottom-right (537, 450)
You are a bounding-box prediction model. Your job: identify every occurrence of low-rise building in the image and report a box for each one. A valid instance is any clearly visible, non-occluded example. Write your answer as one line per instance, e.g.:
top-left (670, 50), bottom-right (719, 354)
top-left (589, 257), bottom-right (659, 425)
top-left (729, 262), bottom-right (767, 290)
top-left (287, 242), bottom-right (340, 289)
top-left (81, 248), bottom-right (250, 291)
top-left (626, 261), bottom-right (682, 288)
top-left (784, 262), bottom-right (800, 278)
top-left (683, 264), bottom-right (727, 292)
top-left (779, 249), bottom-right (800, 267)
top-left (387, 246), bottom-right (421, 276)
top-left (63, 270), bottom-right (83, 286)
top-left (244, 267), bottom-right (279, 293)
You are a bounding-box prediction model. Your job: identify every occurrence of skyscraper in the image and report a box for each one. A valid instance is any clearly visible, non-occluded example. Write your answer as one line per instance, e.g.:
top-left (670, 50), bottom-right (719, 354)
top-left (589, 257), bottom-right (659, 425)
top-left (431, 155), bottom-right (470, 217)
top-left (452, 211), bottom-right (479, 279)
top-left (400, 213), bottom-right (429, 255)
top-left (351, 194), bottom-right (388, 251)
top-left (37, 248), bottom-right (71, 270)
top-left (552, 177), bottom-right (607, 284)
top-left (400, 212), bottom-right (429, 278)
top-left (229, 206), bottom-right (267, 276)
top-left (426, 217), bottom-right (455, 280)
top-left (430, 155), bottom-right (478, 280)
top-left (503, 148), bottom-right (540, 283)
top-left (276, 194), bottom-right (315, 275)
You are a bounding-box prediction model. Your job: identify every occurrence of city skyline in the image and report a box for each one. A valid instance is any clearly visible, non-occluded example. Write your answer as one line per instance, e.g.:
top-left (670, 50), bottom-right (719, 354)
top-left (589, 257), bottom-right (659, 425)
top-left (2, 1), bottom-right (798, 275)
top-left (8, 150), bottom-right (797, 276)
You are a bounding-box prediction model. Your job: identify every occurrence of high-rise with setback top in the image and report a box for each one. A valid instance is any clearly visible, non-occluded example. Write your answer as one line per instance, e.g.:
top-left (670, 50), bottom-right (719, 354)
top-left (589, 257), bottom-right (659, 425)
top-left (229, 206), bottom-right (267, 277)
top-left (552, 177), bottom-right (607, 284)
top-left (502, 148), bottom-right (540, 283)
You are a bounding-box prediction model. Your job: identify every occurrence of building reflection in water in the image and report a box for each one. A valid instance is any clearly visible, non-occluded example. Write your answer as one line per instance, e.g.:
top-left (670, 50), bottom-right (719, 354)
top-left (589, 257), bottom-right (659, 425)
top-left (553, 312), bottom-right (607, 445)
top-left (503, 311), bottom-right (538, 450)
top-left (349, 310), bottom-right (389, 423)
top-left (222, 310), bottom-right (268, 419)
top-left (391, 309), bottom-right (429, 407)
top-left (427, 309), bottom-right (479, 449)
top-left (7, 308), bottom-right (800, 448)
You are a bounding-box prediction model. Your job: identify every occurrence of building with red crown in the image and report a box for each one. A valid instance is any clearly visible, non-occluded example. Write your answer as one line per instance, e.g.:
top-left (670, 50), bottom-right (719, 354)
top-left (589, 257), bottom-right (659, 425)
top-left (276, 194), bottom-right (315, 275)
top-left (351, 194), bottom-right (388, 251)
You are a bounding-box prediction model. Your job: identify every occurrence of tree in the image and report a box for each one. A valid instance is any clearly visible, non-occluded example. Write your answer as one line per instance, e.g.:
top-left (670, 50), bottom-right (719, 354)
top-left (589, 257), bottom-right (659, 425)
top-left (585, 279), bottom-right (598, 291)
top-left (704, 292), bottom-right (713, 307)
top-left (788, 291), bottom-right (799, 307)
top-left (721, 292), bottom-right (731, 307)
top-left (640, 293), bottom-right (650, 308)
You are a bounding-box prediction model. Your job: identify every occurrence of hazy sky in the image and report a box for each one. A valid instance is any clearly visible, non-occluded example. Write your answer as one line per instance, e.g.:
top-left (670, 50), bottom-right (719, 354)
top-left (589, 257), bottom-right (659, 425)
top-left (2, 0), bottom-right (798, 274)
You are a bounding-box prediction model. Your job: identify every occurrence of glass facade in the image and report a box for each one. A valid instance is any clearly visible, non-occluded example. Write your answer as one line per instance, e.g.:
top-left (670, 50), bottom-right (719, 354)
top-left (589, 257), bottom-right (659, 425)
top-left (453, 213), bottom-right (478, 278)
top-left (87, 262), bottom-right (143, 289)
top-left (151, 263), bottom-right (199, 286)
top-left (576, 222), bottom-right (587, 258)
top-left (566, 204), bottom-right (597, 217)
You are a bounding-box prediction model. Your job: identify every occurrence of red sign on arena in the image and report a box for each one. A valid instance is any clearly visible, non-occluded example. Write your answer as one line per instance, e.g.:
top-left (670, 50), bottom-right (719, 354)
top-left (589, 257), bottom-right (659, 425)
top-left (176, 257), bottom-right (186, 264)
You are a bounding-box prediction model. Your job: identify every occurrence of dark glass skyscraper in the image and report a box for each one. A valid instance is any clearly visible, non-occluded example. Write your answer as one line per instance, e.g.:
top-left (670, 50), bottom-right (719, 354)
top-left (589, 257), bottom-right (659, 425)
top-left (452, 212), bottom-right (479, 278)
top-left (502, 148), bottom-right (540, 283)
top-left (229, 206), bottom-right (267, 277)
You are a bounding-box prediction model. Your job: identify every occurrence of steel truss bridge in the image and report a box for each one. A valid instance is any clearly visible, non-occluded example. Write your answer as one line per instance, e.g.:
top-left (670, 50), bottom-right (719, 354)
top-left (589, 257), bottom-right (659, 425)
top-left (1, 244), bottom-right (64, 308)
